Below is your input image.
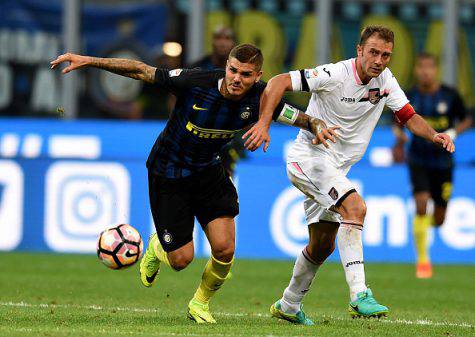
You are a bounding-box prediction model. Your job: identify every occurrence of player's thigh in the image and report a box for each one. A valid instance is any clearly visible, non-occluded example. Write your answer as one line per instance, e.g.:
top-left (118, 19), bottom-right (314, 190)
top-left (194, 164), bottom-right (239, 229)
top-left (148, 170), bottom-right (195, 253)
top-left (409, 164), bottom-right (431, 196)
top-left (204, 216), bottom-right (235, 261)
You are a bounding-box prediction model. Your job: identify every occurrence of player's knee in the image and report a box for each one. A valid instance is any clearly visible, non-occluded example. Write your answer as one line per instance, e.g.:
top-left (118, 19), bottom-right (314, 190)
top-left (433, 216), bottom-right (445, 227)
top-left (169, 253), bottom-right (194, 271)
top-left (211, 241), bottom-right (235, 263)
top-left (307, 240), bottom-right (335, 263)
top-left (346, 201), bottom-right (367, 223)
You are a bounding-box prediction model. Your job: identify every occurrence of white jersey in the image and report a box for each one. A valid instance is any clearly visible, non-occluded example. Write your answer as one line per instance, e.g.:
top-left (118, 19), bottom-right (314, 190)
top-left (289, 58), bottom-right (409, 167)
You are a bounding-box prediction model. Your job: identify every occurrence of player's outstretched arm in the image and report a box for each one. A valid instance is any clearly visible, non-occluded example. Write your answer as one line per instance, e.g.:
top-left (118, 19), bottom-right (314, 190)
top-left (50, 53), bottom-right (157, 83)
top-left (406, 114), bottom-right (455, 153)
top-left (274, 104), bottom-right (340, 148)
top-left (243, 73), bottom-right (291, 152)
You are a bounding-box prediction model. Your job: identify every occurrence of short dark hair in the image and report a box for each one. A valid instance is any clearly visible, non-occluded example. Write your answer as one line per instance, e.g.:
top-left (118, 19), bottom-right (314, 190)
top-left (416, 51), bottom-right (438, 64)
top-left (228, 44), bottom-right (263, 71)
top-left (359, 25), bottom-right (394, 46)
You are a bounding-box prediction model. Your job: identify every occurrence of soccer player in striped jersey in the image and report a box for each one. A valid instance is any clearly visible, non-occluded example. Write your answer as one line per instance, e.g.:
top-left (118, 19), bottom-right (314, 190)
top-left (393, 52), bottom-right (471, 278)
top-left (51, 44), bottom-right (338, 324)
top-left (244, 26), bottom-right (455, 324)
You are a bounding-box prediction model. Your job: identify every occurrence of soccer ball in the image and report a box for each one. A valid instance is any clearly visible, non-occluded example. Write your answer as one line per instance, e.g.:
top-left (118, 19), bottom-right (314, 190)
top-left (97, 224), bottom-right (143, 270)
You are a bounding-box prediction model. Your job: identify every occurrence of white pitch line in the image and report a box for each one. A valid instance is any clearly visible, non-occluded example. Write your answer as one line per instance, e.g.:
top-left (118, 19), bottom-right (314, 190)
top-left (0, 301), bottom-right (473, 329)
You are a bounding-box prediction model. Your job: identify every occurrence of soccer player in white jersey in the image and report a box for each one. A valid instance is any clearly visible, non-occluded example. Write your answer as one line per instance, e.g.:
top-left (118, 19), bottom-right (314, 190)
top-left (242, 26), bottom-right (455, 325)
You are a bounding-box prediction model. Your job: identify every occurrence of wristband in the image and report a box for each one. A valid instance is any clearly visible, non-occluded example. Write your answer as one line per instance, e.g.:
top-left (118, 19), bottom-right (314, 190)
top-left (276, 103), bottom-right (299, 126)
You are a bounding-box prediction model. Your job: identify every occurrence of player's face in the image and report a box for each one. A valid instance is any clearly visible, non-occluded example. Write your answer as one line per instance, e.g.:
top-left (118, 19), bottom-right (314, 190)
top-left (224, 57), bottom-right (263, 97)
top-left (414, 57), bottom-right (438, 87)
top-left (357, 35), bottom-right (393, 78)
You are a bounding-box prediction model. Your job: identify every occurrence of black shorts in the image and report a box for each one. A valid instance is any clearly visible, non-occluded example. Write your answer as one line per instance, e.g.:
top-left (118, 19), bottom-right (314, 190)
top-left (409, 164), bottom-right (453, 207)
top-left (148, 164), bottom-right (239, 252)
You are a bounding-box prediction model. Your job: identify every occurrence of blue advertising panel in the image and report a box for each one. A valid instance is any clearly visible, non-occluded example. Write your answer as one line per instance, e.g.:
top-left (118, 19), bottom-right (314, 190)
top-left (0, 118), bottom-right (474, 263)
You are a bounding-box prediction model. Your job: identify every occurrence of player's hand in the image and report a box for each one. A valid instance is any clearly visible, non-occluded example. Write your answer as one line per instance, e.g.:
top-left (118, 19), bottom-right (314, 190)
top-left (50, 53), bottom-right (89, 74)
top-left (433, 133), bottom-right (455, 153)
top-left (309, 117), bottom-right (340, 148)
top-left (242, 122), bottom-right (271, 152)
top-left (392, 143), bottom-right (405, 163)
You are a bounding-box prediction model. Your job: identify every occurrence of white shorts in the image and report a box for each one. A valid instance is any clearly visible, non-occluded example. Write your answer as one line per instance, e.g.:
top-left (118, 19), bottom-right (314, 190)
top-left (286, 142), bottom-right (355, 224)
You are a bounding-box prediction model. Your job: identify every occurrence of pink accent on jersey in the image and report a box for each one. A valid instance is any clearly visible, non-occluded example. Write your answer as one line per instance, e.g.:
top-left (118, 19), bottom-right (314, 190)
top-left (352, 58), bottom-right (363, 85)
top-left (291, 162), bottom-right (304, 174)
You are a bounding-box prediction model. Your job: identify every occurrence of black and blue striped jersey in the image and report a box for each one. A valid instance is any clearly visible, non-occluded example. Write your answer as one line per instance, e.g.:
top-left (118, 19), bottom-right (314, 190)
top-left (407, 85), bottom-right (466, 169)
top-left (146, 68), bottom-right (281, 178)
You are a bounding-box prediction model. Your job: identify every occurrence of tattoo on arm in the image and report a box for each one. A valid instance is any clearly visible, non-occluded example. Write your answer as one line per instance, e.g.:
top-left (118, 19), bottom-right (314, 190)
top-left (89, 57), bottom-right (156, 83)
top-left (295, 111), bottom-right (325, 133)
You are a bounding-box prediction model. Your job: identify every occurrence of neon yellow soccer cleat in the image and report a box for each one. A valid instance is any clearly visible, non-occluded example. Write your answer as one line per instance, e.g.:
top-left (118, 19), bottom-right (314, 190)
top-left (187, 298), bottom-right (217, 324)
top-left (139, 233), bottom-right (161, 287)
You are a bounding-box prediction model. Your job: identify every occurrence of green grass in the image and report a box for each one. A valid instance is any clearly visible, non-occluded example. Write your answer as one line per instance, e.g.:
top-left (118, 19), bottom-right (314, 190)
top-left (0, 252), bottom-right (474, 337)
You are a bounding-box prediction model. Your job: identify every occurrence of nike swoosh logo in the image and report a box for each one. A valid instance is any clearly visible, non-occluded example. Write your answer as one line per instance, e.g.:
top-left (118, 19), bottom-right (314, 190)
top-left (192, 104), bottom-right (208, 111)
top-left (125, 250), bottom-right (138, 258)
top-left (350, 304), bottom-right (359, 312)
top-left (146, 270), bottom-right (158, 283)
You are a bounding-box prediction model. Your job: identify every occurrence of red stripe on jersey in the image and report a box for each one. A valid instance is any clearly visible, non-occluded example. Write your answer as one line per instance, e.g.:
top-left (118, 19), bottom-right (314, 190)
top-left (394, 103), bottom-right (416, 125)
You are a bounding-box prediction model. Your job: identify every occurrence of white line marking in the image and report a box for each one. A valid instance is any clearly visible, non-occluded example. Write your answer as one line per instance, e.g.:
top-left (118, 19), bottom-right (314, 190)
top-left (0, 301), bottom-right (473, 329)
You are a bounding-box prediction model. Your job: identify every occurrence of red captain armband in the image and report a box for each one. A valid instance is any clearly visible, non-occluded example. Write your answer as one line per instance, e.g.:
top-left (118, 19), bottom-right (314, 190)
top-left (394, 103), bottom-right (416, 125)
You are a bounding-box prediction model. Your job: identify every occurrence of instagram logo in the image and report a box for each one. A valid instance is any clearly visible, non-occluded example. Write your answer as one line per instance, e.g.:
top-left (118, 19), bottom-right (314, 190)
top-left (45, 161), bottom-right (130, 253)
top-left (0, 160), bottom-right (23, 250)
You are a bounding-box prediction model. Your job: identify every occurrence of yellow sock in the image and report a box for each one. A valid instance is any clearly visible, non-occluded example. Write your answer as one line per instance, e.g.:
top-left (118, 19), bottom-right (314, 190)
top-left (152, 237), bottom-right (171, 268)
top-left (193, 255), bottom-right (234, 304)
top-left (413, 214), bottom-right (432, 264)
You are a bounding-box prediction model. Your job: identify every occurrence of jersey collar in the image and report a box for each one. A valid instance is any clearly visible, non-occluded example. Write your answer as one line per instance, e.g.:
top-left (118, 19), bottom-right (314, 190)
top-left (351, 58), bottom-right (363, 85)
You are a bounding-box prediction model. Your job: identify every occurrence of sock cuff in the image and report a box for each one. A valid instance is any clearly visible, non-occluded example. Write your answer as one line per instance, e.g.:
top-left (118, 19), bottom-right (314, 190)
top-left (340, 220), bottom-right (363, 231)
top-left (302, 247), bottom-right (323, 266)
top-left (211, 254), bottom-right (234, 266)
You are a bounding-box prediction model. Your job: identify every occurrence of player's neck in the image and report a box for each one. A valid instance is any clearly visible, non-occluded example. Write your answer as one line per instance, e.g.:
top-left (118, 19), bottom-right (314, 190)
top-left (418, 82), bottom-right (440, 94)
top-left (355, 57), bottom-right (371, 85)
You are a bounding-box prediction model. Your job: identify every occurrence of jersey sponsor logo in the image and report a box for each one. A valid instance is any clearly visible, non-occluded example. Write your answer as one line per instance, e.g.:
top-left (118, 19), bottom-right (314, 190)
top-left (424, 116), bottom-right (449, 130)
top-left (192, 104), bottom-right (208, 111)
top-left (340, 97), bottom-right (356, 103)
top-left (323, 67), bottom-right (331, 77)
top-left (304, 69), bottom-right (318, 78)
top-left (185, 121), bottom-right (239, 139)
top-left (168, 69), bottom-right (183, 77)
top-left (358, 88), bottom-right (389, 105)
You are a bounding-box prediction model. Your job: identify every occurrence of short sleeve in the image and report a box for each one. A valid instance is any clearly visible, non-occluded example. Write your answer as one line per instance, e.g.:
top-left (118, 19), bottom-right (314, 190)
top-left (385, 72), bottom-right (409, 112)
top-left (154, 68), bottom-right (224, 94)
top-left (449, 89), bottom-right (467, 121)
top-left (289, 63), bottom-right (344, 93)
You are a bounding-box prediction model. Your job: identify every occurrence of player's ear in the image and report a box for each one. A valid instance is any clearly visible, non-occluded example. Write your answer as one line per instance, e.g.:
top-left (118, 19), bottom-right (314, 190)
top-left (356, 44), bottom-right (363, 57)
top-left (255, 70), bottom-right (263, 83)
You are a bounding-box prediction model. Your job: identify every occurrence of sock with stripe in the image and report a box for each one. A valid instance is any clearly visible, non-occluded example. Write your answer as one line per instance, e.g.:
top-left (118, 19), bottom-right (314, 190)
top-left (280, 248), bottom-right (321, 314)
top-left (338, 221), bottom-right (367, 302)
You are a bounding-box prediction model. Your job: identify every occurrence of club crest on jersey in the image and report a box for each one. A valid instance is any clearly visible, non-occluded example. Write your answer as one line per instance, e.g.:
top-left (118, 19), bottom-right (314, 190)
top-left (169, 69), bottom-right (183, 77)
top-left (240, 107), bottom-right (251, 120)
top-left (437, 101), bottom-right (448, 114)
top-left (359, 88), bottom-right (389, 105)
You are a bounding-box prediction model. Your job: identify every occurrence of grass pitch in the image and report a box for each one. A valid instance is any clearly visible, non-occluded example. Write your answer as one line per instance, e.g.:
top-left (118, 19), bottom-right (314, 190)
top-left (0, 252), bottom-right (474, 337)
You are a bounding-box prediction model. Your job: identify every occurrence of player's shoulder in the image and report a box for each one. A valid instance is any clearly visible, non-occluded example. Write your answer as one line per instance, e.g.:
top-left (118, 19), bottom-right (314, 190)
top-left (175, 68), bottom-right (225, 88)
top-left (439, 84), bottom-right (461, 97)
top-left (315, 60), bottom-right (350, 81)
